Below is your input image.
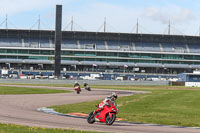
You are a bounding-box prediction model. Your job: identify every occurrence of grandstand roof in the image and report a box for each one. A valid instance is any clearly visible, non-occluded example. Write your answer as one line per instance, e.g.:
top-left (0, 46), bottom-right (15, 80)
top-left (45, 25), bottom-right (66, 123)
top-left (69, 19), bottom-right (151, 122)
top-left (1, 29), bottom-right (200, 44)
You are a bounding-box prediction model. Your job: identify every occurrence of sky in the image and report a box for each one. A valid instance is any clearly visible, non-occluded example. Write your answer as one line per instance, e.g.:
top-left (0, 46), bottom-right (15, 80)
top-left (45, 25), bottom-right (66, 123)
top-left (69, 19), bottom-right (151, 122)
top-left (0, 0), bottom-right (200, 36)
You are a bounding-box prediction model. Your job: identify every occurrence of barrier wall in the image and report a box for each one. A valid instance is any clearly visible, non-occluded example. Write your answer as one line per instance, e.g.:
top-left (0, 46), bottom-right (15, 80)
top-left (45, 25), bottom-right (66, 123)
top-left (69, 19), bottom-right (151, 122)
top-left (0, 79), bottom-right (169, 86)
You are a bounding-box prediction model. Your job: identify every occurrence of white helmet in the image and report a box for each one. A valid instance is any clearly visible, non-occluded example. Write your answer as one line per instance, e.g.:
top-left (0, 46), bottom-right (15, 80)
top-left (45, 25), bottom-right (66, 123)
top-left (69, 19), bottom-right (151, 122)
top-left (111, 92), bottom-right (118, 100)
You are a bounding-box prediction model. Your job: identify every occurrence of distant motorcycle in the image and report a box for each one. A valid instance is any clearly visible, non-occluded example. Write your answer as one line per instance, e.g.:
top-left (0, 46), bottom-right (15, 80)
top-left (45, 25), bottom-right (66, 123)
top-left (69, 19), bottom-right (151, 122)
top-left (87, 102), bottom-right (118, 125)
top-left (74, 85), bottom-right (81, 94)
top-left (85, 85), bottom-right (91, 91)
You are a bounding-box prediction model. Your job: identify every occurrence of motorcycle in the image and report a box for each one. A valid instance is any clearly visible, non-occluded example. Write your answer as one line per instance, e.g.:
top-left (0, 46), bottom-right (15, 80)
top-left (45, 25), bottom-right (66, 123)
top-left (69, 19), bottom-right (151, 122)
top-left (87, 102), bottom-right (118, 125)
top-left (74, 85), bottom-right (81, 94)
top-left (85, 85), bottom-right (91, 91)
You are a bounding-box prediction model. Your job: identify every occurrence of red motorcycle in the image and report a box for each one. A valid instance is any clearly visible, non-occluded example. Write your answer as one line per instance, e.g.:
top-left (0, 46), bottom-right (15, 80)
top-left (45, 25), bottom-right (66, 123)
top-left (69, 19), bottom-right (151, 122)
top-left (87, 102), bottom-right (118, 125)
top-left (74, 85), bottom-right (81, 94)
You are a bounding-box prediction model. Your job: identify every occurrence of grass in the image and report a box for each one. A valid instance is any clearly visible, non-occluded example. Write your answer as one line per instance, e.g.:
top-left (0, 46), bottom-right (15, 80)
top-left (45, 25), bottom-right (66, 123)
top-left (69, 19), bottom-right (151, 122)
top-left (0, 83), bottom-right (74, 88)
top-left (0, 86), bottom-right (70, 94)
top-left (51, 85), bottom-right (200, 127)
top-left (0, 123), bottom-right (103, 133)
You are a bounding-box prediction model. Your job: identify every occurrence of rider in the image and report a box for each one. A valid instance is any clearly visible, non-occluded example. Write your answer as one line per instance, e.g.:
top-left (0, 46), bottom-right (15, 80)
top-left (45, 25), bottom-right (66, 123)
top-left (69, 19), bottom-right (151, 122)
top-left (83, 82), bottom-right (88, 88)
top-left (74, 81), bottom-right (80, 87)
top-left (95, 92), bottom-right (118, 114)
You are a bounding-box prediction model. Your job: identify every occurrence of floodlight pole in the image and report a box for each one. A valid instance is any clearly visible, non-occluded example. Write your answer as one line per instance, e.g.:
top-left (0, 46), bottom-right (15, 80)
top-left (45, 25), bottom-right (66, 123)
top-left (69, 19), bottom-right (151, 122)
top-left (38, 15), bottom-right (40, 30)
top-left (136, 18), bottom-right (139, 34)
top-left (104, 17), bottom-right (106, 32)
top-left (6, 14), bottom-right (8, 29)
top-left (168, 20), bottom-right (171, 35)
top-left (54, 5), bottom-right (62, 79)
top-left (199, 26), bottom-right (200, 36)
top-left (71, 16), bottom-right (74, 31)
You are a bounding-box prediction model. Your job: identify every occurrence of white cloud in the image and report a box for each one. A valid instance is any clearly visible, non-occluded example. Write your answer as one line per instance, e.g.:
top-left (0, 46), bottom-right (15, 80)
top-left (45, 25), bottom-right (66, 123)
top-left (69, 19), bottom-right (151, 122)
top-left (143, 5), bottom-right (195, 25)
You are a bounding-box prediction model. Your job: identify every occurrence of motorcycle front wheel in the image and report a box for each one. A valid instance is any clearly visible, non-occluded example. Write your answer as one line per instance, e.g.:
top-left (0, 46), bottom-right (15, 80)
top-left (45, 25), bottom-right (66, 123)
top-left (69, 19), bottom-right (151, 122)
top-left (105, 113), bottom-right (116, 125)
top-left (87, 112), bottom-right (95, 124)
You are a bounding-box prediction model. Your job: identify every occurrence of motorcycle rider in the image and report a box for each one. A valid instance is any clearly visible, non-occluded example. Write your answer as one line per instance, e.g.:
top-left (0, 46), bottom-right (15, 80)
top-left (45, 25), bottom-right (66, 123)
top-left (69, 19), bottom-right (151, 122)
top-left (94, 92), bottom-right (118, 114)
top-left (74, 81), bottom-right (80, 87)
top-left (83, 82), bottom-right (88, 88)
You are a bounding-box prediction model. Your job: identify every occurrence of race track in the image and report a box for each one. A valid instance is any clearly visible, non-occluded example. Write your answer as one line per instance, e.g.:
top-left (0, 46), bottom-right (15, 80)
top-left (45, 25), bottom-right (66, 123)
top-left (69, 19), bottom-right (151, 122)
top-left (0, 85), bottom-right (199, 133)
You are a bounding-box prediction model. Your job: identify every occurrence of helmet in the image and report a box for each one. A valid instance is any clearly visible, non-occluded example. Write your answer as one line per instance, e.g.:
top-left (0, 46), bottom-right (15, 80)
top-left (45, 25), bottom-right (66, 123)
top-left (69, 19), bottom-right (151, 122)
top-left (75, 81), bottom-right (78, 84)
top-left (111, 92), bottom-right (118, 100)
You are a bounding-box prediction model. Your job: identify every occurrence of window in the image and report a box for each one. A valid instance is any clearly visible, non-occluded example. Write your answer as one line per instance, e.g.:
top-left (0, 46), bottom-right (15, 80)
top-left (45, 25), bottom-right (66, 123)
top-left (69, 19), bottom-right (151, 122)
top-left (0, 49), bottom-right (7, 53)
top-left (29, 50), bottom-right (40, 54)
top-left (41, 50), bottom-right (51, 55)
top-left (7, 49), bottom-right (17, 54)
top-left (18, 50), bottom-right (28, 54)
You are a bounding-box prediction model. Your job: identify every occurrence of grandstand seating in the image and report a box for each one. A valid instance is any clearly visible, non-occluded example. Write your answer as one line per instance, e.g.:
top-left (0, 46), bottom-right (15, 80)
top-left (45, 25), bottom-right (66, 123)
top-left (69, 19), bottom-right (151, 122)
top-left (61, 40), bottom-right (78, 49)
top-left (134, 42), bottom-right (161, 52)
top-left (1, 37), bottom-right (200, 54)
top-left (161, 43), bottom-right (186, 53)
top-left (49, 39), bottom-right (78, 49)
top-left (0, 38), bottom-right (22, 47)
top-left (107, 41), bottom-right (132, 51)
top-left (187, 43), bottom-right (200, 53)
top-left (24, 38), bottom-right (50, 48)
top-left (79, 40), bottom-right (106, 50)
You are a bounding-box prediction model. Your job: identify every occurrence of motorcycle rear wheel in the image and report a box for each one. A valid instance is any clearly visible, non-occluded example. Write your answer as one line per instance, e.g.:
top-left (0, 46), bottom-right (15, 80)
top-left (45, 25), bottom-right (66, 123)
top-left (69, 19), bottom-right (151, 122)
top-left (105, 113), bottom-right (116, 125)
top-left (85, 87), bottom-right (91, 91)
top-left (87, 112), bottom-right (95, 124)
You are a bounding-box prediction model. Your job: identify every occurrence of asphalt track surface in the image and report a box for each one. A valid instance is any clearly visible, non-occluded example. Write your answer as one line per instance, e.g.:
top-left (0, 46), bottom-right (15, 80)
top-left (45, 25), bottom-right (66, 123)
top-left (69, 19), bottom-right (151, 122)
top-left (0, 85), bottom-right (199, 133)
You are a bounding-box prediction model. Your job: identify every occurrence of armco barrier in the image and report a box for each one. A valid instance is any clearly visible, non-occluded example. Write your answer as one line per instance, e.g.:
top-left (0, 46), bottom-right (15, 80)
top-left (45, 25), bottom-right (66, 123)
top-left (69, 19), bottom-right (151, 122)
top-left (0, 79), bottom-right (169, 86)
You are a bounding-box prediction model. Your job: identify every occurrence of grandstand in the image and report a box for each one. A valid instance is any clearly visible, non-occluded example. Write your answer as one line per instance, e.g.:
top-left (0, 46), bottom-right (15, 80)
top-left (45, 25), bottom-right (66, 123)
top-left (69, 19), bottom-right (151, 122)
top-left (0, 29), bottom-right (200, 76)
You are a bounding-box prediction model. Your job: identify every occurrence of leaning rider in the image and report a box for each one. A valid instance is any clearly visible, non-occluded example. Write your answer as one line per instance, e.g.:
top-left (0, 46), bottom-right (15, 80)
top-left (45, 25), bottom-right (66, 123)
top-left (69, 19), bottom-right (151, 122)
top-left (95, 92), bottom-right (118, 114)
top-left (83, 82), bottom-right (88, 87)
top-left (74, 81), bottom-right (80, 87)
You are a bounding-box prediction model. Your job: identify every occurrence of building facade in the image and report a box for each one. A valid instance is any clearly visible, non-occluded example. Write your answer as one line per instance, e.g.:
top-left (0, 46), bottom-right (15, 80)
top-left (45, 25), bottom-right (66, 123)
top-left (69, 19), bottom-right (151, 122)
top-left (0, 29), bottom-right (200, 75)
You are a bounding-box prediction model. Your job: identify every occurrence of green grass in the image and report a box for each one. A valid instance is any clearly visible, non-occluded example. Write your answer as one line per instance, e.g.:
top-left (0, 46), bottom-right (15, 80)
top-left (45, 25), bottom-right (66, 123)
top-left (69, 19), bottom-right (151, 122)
top-left (51, 85), bottom-right (200, 127)
top-left (0, 83), bottom-right (73, 88)
top-left (0, 86), bottom-right (70, 94)
top-left (0, 123), bottom-right (103, 133)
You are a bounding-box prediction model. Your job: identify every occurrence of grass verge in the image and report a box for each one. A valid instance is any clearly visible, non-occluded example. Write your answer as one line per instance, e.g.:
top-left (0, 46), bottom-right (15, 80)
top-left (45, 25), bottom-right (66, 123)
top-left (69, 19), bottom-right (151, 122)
top-left (0, 123), bottom-right (103, 133)
top-left (0, 86), bottom-right (70, 94)
top-left (51, 85), bottom-right (200, 127)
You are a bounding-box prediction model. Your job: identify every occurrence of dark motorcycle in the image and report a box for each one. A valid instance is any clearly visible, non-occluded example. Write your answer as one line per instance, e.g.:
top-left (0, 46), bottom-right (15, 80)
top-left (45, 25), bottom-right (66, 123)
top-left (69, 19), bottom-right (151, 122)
top-left (85, 85), bottom-right (91, 91)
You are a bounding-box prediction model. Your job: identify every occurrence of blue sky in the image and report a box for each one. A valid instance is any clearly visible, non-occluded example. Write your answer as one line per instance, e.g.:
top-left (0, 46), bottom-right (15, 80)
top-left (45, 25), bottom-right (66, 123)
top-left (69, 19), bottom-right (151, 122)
top-left (0, 0), bottom-right (200, 36)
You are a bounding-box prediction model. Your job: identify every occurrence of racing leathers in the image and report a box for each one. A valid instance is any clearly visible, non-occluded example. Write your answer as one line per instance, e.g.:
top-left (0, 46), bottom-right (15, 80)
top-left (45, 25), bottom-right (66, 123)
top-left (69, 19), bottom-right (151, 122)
top-left (83, 83), bottom-right (88, 87)
top-left (74, 83), bottom-right (80, 87)
top-left (95, 96), bottom-right (117, 113)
